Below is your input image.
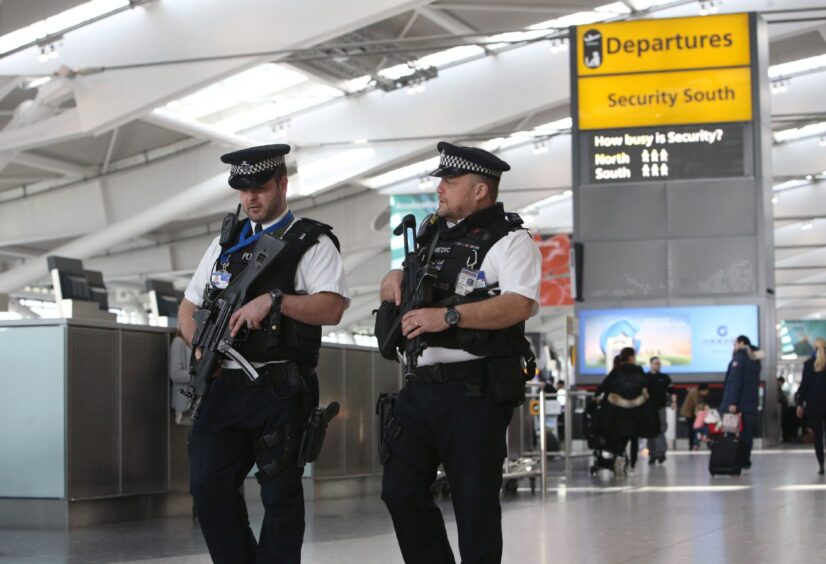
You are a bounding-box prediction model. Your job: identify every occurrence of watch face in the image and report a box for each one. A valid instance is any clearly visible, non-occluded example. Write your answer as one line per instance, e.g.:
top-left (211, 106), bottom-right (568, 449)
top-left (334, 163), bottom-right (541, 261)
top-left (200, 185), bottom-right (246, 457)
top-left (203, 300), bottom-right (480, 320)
top-left (446, 309), bottom-right (460, 325)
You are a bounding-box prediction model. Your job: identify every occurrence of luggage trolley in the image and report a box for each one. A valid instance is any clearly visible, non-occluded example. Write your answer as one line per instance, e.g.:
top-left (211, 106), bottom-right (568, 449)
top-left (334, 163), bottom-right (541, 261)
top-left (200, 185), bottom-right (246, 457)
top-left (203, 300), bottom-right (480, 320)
top-left (501, 381), bottom-right (548, 496)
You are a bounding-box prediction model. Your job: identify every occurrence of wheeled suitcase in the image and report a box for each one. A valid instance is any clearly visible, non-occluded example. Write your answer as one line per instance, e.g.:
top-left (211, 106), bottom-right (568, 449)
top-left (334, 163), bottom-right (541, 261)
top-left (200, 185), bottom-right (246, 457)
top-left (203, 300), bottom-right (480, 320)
top-left (709, 434), bottom-right (741, 476)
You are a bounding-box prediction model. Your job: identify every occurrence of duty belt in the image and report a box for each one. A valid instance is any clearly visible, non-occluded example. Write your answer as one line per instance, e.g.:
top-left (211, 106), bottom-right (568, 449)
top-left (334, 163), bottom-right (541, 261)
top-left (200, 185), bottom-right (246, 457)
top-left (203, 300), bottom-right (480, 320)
top-left (407, 358), bottom-right (488, 384)
top-left (222, 362), bottom-right (301, 388)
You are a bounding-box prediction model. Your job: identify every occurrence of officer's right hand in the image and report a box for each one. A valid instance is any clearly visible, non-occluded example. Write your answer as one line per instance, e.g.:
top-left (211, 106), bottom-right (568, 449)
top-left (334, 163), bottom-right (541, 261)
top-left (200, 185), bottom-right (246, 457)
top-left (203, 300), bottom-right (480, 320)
top-left (380, 269), bottom-right (403, 306)
top-left (195, 348), bottom-right (203, 361)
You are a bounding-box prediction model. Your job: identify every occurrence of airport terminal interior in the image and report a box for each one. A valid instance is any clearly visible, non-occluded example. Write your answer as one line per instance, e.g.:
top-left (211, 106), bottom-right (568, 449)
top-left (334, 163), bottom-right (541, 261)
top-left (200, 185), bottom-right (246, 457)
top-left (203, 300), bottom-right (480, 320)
top-left (3, 0), bottom-right (826, 562)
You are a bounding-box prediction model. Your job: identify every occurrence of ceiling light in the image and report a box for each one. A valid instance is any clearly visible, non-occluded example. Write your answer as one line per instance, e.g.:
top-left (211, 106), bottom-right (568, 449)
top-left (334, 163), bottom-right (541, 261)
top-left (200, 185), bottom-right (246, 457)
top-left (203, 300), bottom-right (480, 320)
top-left (270, 122), bottom-right (290, 139)
top-left (771, 196), bottom-right (778, 204)
top-left (801, 221), bottom-right (814, 231)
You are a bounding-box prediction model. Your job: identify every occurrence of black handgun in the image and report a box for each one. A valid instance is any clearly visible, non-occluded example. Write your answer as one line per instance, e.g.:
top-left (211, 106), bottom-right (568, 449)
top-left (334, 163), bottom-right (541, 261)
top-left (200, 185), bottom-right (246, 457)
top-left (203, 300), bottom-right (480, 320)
top-left (187, 233), bottom-right (288, 418)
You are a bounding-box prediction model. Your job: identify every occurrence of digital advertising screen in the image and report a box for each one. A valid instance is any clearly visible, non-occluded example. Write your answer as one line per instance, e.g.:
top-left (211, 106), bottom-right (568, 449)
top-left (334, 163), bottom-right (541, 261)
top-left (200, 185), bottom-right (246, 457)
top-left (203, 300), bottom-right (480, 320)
top-left (578, 305), bottom-right (759, 375)
top-left (779, 320), bottom-right (826, 359)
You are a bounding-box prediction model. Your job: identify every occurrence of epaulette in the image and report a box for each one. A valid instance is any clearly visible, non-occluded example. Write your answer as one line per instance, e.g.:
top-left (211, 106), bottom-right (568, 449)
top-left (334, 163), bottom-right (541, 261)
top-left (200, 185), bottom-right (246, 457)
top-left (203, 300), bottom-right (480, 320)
top-left (289, 217), bottom-right (340, 251)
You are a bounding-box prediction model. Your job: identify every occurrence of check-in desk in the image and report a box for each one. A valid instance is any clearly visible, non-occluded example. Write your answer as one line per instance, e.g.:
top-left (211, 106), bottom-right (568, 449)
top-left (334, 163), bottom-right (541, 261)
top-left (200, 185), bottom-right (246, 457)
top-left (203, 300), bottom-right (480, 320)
top-left (0, 318), bottom-right (401, 528)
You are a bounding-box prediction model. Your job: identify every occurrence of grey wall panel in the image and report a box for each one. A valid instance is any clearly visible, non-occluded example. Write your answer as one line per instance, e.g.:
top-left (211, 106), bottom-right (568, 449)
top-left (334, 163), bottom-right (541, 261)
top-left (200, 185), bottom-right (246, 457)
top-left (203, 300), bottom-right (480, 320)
top-left (669, 237), bottom-right (757, 296)
top-left (343, 349), bottom-right (373, 476)
top-left (578, 183), bottom-right (667, 241)
top-left (315, 347), bottom-right (345, 478)
top-left (667, 178), bottom-right (757, 238)
top-left (120, 331), bottom-right (169, 495)
top-left (67, 327), bottom-right (119, 500)
top-left (583, 240), bottom-right (668, 298)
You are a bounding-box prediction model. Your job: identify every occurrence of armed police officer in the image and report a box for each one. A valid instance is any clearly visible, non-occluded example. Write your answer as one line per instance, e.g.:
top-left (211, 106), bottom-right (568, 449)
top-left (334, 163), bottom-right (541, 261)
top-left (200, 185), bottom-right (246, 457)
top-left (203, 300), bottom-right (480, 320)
top-left (179, 144), bottom-right (349, 564)
top-left (378, 142), bottom-right (541, 564)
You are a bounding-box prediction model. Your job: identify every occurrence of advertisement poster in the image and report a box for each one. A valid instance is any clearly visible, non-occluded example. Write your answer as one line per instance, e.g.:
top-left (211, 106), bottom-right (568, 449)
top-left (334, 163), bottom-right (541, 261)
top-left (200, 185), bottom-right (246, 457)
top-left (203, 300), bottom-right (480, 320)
top-left (579, 305), bottom-right (759, 374)
top-left (389, 194), bottom-right (437, 269)
top-left (779, 320), bottom-right (826, 358)
top-left (534, 233), bottom-right (574, 307)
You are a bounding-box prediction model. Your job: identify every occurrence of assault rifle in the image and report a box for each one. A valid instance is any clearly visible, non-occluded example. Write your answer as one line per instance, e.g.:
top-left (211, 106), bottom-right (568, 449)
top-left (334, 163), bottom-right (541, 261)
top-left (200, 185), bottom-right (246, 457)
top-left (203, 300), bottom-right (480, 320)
top-left (393, 214), bottom-right (437, 378)
top-left (187, 233), bottom-right (288, 418)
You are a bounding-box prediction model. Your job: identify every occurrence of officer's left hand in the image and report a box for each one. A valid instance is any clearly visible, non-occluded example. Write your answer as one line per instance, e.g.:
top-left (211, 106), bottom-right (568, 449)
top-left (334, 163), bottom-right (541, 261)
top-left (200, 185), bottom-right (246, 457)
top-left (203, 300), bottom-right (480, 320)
top-left (229, 294), bottom-right (272, 337)
top-left (728, 404), bottom-right (738, 414)
top-left (402, 308), bottom-right (448, 339)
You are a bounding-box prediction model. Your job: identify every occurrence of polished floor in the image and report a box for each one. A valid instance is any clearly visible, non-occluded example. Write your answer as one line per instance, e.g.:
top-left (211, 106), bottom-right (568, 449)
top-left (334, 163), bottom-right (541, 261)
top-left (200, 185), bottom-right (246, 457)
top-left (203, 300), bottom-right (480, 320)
top-left (2, 447), bottom-right (825, 563)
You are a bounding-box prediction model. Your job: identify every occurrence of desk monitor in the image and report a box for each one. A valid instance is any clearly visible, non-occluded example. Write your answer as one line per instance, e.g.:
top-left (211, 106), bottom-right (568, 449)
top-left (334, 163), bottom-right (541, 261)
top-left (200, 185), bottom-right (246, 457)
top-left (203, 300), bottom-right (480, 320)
top-left (47, 256), bottom-right (91, 303)
top-left (145, 279), bottom-right (180, 319)
top-left (84, 270), bottom-right (109, 311)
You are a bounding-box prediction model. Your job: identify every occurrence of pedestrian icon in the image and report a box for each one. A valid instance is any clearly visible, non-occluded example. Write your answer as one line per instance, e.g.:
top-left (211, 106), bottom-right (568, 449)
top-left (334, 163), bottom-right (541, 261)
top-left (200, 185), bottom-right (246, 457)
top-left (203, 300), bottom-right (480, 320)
top-left (641, 149), bottom-right (649, 163)
top-left (642, 164), bottom-right (650, 177)
top-left (651, 163), bottom-right (660, 177)
top-left (651, 149), bottom-right (659, 162)
top-left (660, 163), bottom-right (669, 176)
top-left (660, 149), bottom-right (669, 162)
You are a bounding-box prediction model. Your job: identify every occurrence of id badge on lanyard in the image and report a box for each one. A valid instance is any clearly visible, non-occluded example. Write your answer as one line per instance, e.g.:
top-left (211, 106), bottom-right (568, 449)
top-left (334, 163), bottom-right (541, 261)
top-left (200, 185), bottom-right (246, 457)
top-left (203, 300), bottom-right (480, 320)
top-left (455, 249), bottom-right (479, 296)
top-left (211, 263), bottom-right (232, 289)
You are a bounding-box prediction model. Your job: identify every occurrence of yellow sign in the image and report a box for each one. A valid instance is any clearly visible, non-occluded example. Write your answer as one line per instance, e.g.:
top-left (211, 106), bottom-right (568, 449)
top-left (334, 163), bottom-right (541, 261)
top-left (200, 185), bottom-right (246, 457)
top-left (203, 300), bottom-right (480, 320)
top-left (529, 400), bottom-right (540, 416)
top-left (578, 66), bottom-right (752, 129)
top-left (577, 13), bottom-right (751, 77)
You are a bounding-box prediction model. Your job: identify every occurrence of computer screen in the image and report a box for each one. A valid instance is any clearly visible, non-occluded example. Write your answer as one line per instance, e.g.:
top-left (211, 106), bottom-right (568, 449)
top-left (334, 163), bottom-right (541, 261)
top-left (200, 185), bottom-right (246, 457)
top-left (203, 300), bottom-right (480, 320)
top-left (145, 279), bottom-right (180, 319)
top-left (47, 256), bottom-right (91, 302)
top-left (84, 270), bottom-right (109, 310)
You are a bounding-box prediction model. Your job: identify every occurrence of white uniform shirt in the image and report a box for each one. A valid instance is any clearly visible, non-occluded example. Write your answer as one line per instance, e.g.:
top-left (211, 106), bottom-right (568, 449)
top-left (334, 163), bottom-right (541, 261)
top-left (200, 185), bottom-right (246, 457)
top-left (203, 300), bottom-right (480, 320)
top-left (418, 228), bottom-right (541, 367)
top-left (184, 210), bottom-right (350, 368)
top-left (185, 210), bottom-right (350, 307)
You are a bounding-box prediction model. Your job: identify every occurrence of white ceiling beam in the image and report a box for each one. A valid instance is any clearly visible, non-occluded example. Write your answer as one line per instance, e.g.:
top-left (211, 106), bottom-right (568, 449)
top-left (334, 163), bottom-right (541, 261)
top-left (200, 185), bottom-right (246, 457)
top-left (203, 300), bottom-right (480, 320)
top-left (417, 5), bottom-right (476, 35)
top-left (15, 152), bottom-right (94, 177)
top-left (431, 3), bottom-right (579, 15)
top-left (142, 111), bottom-right (256, 149)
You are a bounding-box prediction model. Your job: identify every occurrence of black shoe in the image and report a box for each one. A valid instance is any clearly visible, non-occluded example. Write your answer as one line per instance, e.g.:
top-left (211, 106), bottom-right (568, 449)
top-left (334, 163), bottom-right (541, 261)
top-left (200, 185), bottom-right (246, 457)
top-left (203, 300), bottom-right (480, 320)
top-left (658, 456), bottom-right (666, 464)
top-left (648, 458), bottom-right (656, 465)
top-left (819, 466), bottom-right (824, 476)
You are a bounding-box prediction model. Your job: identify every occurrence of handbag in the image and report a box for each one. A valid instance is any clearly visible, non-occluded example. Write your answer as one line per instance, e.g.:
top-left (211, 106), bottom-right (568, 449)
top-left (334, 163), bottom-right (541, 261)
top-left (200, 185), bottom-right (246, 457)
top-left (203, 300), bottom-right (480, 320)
top-left (720, 412), bottom-right (743, 435)
top-left (704, 408), bottom-right (721, 426)
top-left (694, 409), bottom-right (708, 430)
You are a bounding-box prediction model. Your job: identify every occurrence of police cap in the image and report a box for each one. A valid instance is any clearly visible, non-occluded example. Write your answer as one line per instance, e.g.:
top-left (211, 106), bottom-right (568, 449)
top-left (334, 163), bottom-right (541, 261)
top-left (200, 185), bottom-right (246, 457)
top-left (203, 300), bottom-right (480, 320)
top-left (429, 141), bottom-right (511, 179)
top-left (220, 144), bottom-right (290, 190)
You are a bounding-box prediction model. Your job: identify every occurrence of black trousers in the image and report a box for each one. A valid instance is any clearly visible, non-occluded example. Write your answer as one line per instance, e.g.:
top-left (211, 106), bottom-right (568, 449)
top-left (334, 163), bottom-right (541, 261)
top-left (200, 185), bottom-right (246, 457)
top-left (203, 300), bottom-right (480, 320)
top-left (189, 371), bottom-right (308, 564)
top-left (380, 378), bottom-right (514, 564)
top-left (738, 413), bottom-right (757, 469)
top-left (809, 415), bottom-right (826, 468)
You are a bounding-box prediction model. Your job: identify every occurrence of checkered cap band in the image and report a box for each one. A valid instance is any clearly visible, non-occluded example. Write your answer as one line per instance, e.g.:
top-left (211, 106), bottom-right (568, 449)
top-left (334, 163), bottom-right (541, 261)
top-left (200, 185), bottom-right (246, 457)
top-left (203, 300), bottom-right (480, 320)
top-left (438, 151), bottom-right (502, 178)
top-left (229, 155), bottom-right (285, 176)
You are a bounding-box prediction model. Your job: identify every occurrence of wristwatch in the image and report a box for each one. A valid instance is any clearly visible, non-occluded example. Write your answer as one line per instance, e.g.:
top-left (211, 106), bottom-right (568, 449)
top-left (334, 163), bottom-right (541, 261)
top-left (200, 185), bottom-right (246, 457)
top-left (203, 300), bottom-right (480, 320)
top-left (444, 307), bottom-right (460, 327)
top-left (269, 289), bottom-right (283, 313)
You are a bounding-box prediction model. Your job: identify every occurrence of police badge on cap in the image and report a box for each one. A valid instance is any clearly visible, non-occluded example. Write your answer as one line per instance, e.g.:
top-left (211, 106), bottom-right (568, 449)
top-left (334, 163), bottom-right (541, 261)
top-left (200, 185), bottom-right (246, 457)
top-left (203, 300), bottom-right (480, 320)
top-left (220, 144), bottom-right (291, 190)
top-left (429, 141), bottom-right (511, 179)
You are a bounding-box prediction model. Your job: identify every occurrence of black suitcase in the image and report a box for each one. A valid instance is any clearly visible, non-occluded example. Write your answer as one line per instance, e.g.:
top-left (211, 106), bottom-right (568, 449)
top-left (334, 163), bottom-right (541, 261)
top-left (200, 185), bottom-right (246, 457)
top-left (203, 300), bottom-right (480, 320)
top-left (709, 434), bottom-right (741, 476)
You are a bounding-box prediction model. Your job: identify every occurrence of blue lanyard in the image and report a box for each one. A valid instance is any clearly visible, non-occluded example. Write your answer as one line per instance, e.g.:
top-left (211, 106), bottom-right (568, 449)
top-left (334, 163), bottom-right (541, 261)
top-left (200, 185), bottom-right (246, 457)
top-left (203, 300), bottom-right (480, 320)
top-left (219, 211), bottom-right (294, 266)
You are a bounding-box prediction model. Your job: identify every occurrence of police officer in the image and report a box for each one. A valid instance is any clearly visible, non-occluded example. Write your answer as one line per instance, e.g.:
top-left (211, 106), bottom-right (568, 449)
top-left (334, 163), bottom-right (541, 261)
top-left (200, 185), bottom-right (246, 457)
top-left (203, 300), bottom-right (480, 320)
top-left (179, 144), bottom-right (349, 564)
top-left (379, 142), bottom-right (541, 563)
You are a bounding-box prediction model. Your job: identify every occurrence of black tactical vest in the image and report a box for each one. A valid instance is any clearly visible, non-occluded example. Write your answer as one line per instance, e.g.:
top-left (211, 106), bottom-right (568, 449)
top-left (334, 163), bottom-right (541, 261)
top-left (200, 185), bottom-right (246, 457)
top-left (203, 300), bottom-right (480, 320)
top-left (415, 203), bottom-right (529, 359)
top-left (213, 217), bottom-right (340, 367)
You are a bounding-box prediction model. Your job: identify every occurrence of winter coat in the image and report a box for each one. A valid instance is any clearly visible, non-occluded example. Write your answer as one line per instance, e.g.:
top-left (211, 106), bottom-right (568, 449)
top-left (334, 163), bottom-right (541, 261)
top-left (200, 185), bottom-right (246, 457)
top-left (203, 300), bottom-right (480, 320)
top-left (720, 346), bottom-right (764, 415)
top-left (597, 364), bottom-right (659, 439)
top-left (796, 357), bottom-right (826, 417)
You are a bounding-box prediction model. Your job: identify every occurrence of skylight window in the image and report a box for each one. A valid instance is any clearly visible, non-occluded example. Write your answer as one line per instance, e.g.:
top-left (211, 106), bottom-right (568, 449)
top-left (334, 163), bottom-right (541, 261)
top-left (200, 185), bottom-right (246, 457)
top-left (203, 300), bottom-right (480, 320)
top-left (773, 121), bottom-right (826, 143)
top-left (158, 64), bottom-right (344, 133)
top-left (769, 54), bottom-right (826, 79)
top-left (0, 0), bottom-right (130, 57)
